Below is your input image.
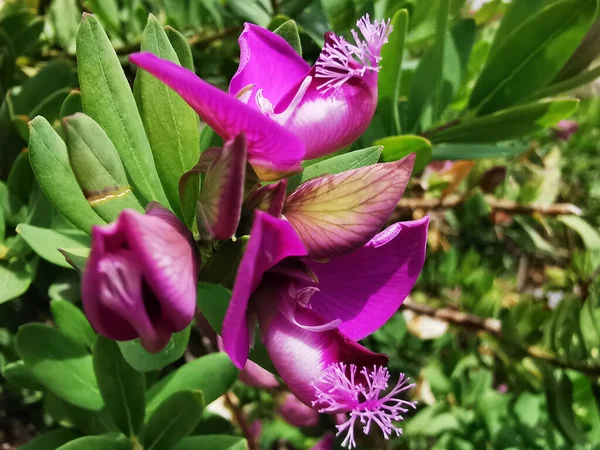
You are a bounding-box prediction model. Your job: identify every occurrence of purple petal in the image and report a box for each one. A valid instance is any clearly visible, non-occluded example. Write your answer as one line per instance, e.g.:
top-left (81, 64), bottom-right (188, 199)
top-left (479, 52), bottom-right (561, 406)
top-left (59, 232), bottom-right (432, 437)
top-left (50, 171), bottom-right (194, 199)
top-left (217, 336), bottom-right (279, 388)
top-left (284, 155), bottom-right (415, 259)
top-left (229, 23), bottom-right (310, 109)
top-left (129, 53), bottom-right (305, 179)
top-left (258, 298), bottom-right (387, 407)
top-left (310, 433), bottom-right (335, 450)
top-left (278, 393), bottom-right (320, 427)
top-left (307, 217), bottom-right (429, 341)
top-left (197, 135), bottom-right (247, 240)
top-left (82, 206), bottom-right (199, 352)
top-left (243, 178), bottom-right (288, 218)
top-left (222, 211), bottom-right (307, 369)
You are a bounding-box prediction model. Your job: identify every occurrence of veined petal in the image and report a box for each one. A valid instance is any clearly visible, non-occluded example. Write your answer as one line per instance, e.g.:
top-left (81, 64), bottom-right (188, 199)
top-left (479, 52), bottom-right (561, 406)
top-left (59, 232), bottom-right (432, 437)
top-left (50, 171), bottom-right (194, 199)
top-left (259, 304), bottom-right (387, 408)
top-left (283, 155), bottom-right (415, 259)
top-left (222, 211), bottom-right (307, 369)
top-left (197, 135), bottom-right (247, 240)
top-left (129, 53), bottom-right (305, 179)
top-left (229, 23), bottom-right (310, 109)
top-left (307, 217), bottom-right (429, 341)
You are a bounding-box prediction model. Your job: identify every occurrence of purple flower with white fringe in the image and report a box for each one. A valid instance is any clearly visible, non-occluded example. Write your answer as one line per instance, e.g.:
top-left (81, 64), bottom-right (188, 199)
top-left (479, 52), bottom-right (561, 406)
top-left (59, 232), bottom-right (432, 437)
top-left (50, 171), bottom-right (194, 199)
top-left (129, 14), bottom-right (392, 180)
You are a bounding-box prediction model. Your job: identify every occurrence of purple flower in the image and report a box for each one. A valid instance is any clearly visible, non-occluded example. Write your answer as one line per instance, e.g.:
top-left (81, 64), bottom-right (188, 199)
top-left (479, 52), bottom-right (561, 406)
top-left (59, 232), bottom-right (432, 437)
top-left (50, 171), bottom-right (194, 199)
top-left (278, 392), bottom-right (320, 427)
top-left (310, 433), bottom-right (335, 450)
top-left (129, 15), bottom-right (392, 180)
top-left (554, 119), bottom-right (579, 141)
top-left (82, 203), bottom-right (199, 353)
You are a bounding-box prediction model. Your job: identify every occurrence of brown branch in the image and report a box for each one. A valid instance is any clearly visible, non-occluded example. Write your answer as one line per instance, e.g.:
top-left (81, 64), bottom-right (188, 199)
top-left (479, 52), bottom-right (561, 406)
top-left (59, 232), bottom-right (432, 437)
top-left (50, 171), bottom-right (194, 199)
top-left (396, 194), bottom-right (582, 217)
top-left (224, 393), bottom-right (258, 450)
top-left (402, 299), bottom-right (600, 376)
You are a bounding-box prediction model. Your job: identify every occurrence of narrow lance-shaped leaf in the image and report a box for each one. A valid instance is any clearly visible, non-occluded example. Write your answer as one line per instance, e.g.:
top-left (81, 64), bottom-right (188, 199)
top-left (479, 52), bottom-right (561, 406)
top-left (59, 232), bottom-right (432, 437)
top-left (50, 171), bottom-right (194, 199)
top-left (28, 116), bottom-right (105, 234)
top-left (468, 0), bottom-right (597, 115)
top-left (93, 337), bottom-right (146, 437)
top-left (273, 20), bottom-right (302, 56)
top-left (377, 135), bottom-right (432, 172)
top-left (50, 299), bottom-right (97, 350)
top-left (165, 26), bottom-right (195, 71)
top-left (140, 15), bottom-right (200, 215)
top-left (197, 136), bottom-right (247, 241)
top-left (77, 13), bottom-right (169, 207)
top-left (283, 155), bottom-right (415, 259)
top-left (63, 113), bottom-right (144, 222)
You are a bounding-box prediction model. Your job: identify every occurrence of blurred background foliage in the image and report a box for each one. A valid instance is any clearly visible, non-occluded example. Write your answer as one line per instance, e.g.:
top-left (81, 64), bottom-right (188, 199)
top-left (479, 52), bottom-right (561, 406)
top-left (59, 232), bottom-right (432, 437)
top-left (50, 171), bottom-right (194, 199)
top-left (1, 0), bottom-right (600, 449)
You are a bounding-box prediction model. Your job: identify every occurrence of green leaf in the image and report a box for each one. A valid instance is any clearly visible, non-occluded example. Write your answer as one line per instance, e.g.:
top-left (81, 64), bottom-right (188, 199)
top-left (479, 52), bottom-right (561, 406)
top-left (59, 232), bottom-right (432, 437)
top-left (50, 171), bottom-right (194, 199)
top-left (556, 20), bottom-right (600, 81)
top-left (286, 146), bottom-right (383, 192)
top-left (165, 26), bottom-right (195, 71)
top-left (321, 0), bottom-right (355, 32)
top-left (531, 64), bottom-right (600, 101)
top-left (7, 151), bottom-right (34, 206)
top-left (16, 323), bottom-right (103, 411)
top-left (487, 0), bottom-right (546, 59)
top-left (58, 248), bottom-right (90, 273)
top-left (57, 436), bottom-right (131, 450)
top-left (226, 0), bottom-right (271, 27)
top-left (2, 360), bottom-right (44, 390)
top-left (197, 282), bottom-right (231, 334)
top-left (139, 15), bottom-right (200, 215)
top-left (64, 113), bottom-right (145, 221)
top-left (377, 9), bottom-right (408, 134)
top-left (146, 353), bottom-right (237, 415)
top-left (173, 436), bottom-right (247, 450)
top-left (580, 289), bottom-right (600, 355)
top-left (468, 0), bottom-right (597, 115)
top-left (429, 99), bottom-right (579, 143)
top-left (93, 336), bottom-right (146, 437)
top-left (118, 326), bottom-right (190, 372)
top-left (49, 0), bottom-right (80, 53)
top-left (19, 429), bottom-right (80, 450)
top-left (77, 13), bottom-right (169, 207)
top-left (558, 215), bottom-right (600, 249)
top-left (16, 224), bottom-right (90, 268)
top-left (0, 200), bottom-right (5, 243)
top-left (376, 135), bottom-right (432, 172)
top-left (43, 392), bottom-right (115, 435)
top-left (432, 143), bottom-right (528, 160)
top-left (60, 90), bottom-right (83, 119)
top-left (28, 116), bottom-right (105, 233)
top-left (86, 0), bottom-right (121, 36)
top-left (407, 0), bottom-right (461, 132)
top-left (50, 300), bottom-right (96, 350)
top-left (546, 370), bottom-right (588, 445)
top-left (143, 390), bottom-right (205, 450)
top-left (273, 20), bottom-right (302, 56)
top-left (0, 257), bottom-right (37, 303)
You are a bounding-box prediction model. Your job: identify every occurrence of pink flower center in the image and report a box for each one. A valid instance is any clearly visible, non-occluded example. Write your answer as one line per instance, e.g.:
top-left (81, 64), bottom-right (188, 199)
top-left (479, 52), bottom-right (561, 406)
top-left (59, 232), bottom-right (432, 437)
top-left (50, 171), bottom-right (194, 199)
top-left (315, 14), bottom-right (392, 93)
top-left (312, 363), bottom-right (416, 449)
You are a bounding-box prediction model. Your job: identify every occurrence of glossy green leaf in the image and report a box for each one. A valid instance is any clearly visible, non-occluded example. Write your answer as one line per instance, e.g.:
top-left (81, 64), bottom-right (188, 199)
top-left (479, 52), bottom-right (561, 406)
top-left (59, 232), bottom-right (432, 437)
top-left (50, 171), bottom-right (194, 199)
top-left (93, 337), bottom-right (146, 437)
top-left (143, 390), bottom-right (205, 450)
top-left (58, 248), bottom-right (90, 273)
top-left (273, 20), bottom-right (302, 56)
top-left (376, 135), bottom-right (432, 172)
top-left (530, 65), bottom-right (600, 101)
top-left (118, 326), bottom-right (190, 372)
top-left (429, 99), bottom-right (579, 143)
top-left (432, 144), bottom-right (528, 160)
top-left (286, 146), bottom-right (383, 192)
top-left (139, 15), bottom-right (200, 214)
top-left (19, 429), bottom-right (80, 450)
top-left (28, 116), bottom-right (105, 233)
top-left (2, 360), bottom-right (44, 390)
top-left (43, 392), bottom-right (115, 435)
top-left (556, 19), bottom-right (600, 81)
top-left (173, 436), bottom-right (247, 450)
top-left (64, 113), bottom-right (144, 221)
top-left (469, 0), bottom-right (597, 115)
top-left (146, 353), bottom-right (237, 415)
top-left (197, 282), bottom-right (231, 334)
top-left (16, 224), bottom-right (90, 268)
top-left (165, 26), bottom-right (195, 71)
top-left (57, 436), bottom-right (131, 450)
top-left (50, 300), bottom-right (96, 350)
top-left (86, 0), bottom-right (121, 36)
top-left (487, 0), bottom-right (546, 59)
top-left (16, 324), bottom-right (103, 411)
top-left (0, 257), bottom-right (37, 303)
top-left (377, 9), bottom-right (408, 134)
top-left (77, 13), bottom-right (169, 207)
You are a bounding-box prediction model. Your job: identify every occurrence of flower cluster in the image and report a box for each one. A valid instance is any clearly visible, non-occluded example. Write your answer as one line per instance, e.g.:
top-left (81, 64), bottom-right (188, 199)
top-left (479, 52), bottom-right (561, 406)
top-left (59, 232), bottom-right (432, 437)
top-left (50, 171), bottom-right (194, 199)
top-left (81, 14), bottom-right (427, 448)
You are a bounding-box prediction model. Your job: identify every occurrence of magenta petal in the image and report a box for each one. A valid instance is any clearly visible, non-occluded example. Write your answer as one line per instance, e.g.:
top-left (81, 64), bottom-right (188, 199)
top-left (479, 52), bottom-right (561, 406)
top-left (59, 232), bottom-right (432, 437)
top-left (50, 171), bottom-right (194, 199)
top-left (279, 393), bottom-right (320, 427)
top-left (307, 217), bottom-right (429, 341)
top-left (229, 23), bottom-right (310, 109)
top-left (244, 178), bottom-right (288, 218)
top-left (197, 135), bottom-right (246, 240)
top-left (310, 433), bottom-right (334, 450)
top-left (260, 305), bottom-right (387, 407)
top-left (284, 155), bottom-right (415, 259)
top-left (217, 336), bottom-right (279, 388)
top-left (129, 53), bottom-right (305, 179)
top-left (82, 206), bottom-right (198, 352)
top-left (222, 211), bottom-right (307, 369)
